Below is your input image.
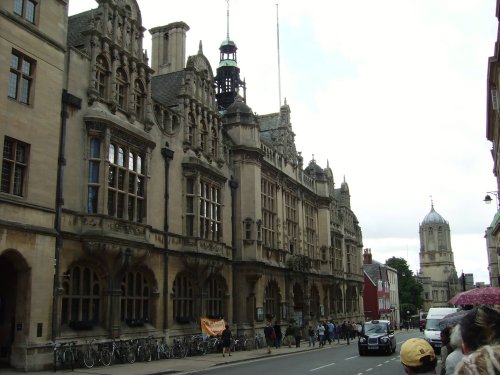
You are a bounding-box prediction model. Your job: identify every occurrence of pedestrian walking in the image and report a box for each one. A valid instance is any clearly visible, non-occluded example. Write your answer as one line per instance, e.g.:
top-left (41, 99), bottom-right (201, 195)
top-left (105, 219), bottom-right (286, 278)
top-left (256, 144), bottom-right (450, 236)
top-left (273, 323), bottom-right (282, 349)
top-left (284, 324), bottom-right (294, 348)
top-left (346, 320), bottom-right (352, 345)
top-left (335, 322), bottom-right (341, 344)
top-left (293, 324), bottom-right (302, 348)
top-left (221, 324), bottom-right (232, 357)
top-left (317, 322), bottom-right (325, 347)
top-left (327, 321), bottom-right (335, 344)
top-left (308, 326), bottom-right (316, 347)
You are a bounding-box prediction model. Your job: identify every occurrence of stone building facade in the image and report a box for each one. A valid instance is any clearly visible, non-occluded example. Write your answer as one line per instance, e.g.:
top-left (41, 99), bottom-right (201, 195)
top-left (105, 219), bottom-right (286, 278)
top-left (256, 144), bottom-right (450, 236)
top-left (486, 0), bottom-right (500, 288)
top-left (0, 0), bottom-right (364, 370)
top-left (417, 204), bottom-right (460, 311)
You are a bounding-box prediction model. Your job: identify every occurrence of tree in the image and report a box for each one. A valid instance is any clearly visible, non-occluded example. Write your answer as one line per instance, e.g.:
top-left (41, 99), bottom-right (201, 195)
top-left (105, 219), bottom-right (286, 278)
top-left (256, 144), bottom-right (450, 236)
top-left (385, 257), bottom-right (423, 314)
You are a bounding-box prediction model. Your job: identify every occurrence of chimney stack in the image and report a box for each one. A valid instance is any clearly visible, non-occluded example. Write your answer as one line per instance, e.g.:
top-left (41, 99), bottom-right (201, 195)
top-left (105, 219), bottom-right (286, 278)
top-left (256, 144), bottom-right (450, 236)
top-left (150, 22), bottom-right (190, 76)
top-left (363, 248), bottom-right (372, 264)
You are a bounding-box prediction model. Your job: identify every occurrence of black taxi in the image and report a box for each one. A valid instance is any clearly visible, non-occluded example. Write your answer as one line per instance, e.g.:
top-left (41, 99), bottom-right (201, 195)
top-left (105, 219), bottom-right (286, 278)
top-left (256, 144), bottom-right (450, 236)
top-left (358, 319), bottom-right (396, 355)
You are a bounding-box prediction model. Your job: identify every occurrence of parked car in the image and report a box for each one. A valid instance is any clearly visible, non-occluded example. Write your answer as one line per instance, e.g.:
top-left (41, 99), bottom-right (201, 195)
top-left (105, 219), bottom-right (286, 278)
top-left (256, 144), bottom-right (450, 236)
top-left (358, 320), bottom-right (396, 356)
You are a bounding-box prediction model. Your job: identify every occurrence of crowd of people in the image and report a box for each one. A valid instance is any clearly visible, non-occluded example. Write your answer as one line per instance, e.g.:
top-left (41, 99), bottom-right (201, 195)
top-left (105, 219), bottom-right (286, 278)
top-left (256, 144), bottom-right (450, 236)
top-left (261, 319), bottom-right (361, 352)
top-left (400, 305), bottom-right (500, 375)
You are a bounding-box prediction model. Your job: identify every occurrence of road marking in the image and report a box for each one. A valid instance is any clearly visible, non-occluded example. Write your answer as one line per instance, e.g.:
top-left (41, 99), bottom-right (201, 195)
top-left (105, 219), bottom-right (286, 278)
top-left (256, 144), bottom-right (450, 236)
top-left (384, 360), bottom-right (390, 363)
top-left (310, 362), bottom-right (336, 371)
top-left (366, 368), bottom-right (373, 372)
top-left (377, 364), bottom-right (383, 367)
top-left (345, 355), bottom-right (358, 360)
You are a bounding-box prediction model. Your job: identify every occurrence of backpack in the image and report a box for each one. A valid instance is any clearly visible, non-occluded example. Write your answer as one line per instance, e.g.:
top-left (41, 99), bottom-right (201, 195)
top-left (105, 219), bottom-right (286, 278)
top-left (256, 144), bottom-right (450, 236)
top-left (270, 327), bottom-right (276, 340)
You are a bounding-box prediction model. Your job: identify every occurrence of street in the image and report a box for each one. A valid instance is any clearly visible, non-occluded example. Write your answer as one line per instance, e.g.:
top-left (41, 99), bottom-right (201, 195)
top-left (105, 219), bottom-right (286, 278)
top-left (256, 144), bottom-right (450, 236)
top-left (190, 330), bottom-right (424, 375)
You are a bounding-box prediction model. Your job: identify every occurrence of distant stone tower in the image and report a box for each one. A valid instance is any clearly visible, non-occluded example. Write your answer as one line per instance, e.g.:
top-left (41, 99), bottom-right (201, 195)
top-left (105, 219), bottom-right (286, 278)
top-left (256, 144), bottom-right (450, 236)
top-left (418, 203), bottom-right (460, 310)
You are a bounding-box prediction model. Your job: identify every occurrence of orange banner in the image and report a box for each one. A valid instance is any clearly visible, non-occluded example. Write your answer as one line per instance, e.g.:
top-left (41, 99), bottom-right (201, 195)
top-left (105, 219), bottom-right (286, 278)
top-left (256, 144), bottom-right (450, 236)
top-left (200, 317), bottom-right (225, 335)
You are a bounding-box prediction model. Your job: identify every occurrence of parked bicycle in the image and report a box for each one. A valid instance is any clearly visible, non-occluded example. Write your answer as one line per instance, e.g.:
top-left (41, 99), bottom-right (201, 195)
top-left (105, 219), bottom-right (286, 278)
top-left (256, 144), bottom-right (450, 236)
top-left (152, 337), bottom-right (172, 360)
top-left (82, 338), bottom-right (111, 368)
top-left (107, 338), bottom-right (136, 365)
top-left (171, 336), bottom-right (189, 359)
top-left (189, 334), bottom-right (208, 356)
top-left (233, 334), bottom-right (248, 351)
top-left (52, 341), bottom-right (78, 371)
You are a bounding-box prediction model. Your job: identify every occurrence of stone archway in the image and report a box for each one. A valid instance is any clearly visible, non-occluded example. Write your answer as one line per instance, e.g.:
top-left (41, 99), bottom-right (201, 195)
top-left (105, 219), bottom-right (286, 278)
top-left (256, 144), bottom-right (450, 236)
top-left (0, 249), bottom-right (30, 367)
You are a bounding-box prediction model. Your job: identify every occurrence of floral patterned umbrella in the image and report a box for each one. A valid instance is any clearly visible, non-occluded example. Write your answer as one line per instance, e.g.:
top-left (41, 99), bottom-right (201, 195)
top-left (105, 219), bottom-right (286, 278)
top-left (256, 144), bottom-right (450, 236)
top-left (449, 287), bottom-right (500, 305)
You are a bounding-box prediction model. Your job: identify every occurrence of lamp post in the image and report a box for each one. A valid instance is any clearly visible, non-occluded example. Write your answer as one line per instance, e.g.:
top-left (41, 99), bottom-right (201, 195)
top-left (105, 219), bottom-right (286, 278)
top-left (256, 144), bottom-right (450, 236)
top-left (483, 191), bottom-right (499, 209)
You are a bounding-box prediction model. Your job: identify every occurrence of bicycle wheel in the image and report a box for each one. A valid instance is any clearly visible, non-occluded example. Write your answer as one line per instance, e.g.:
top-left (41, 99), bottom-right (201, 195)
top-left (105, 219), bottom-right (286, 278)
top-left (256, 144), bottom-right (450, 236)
top-left (83, 350), bottom-right (95, 368)
top-left (75, 349), bottom-right (85, 367)
top-left (100, 348), bottom-right (111, 366)
top-left (125, 347), bottom-right (136, 364)
top-left (172, 345), bottom-right (183, 359)
top-left (62, 348), bottom-right (73, 368)
top-left (138, 346), bottom-right (151, 362)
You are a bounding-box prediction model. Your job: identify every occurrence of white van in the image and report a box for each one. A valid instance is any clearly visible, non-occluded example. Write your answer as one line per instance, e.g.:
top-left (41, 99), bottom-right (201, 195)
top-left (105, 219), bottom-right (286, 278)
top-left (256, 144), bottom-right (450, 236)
top-left (423, 307), bottom-right (459, 353)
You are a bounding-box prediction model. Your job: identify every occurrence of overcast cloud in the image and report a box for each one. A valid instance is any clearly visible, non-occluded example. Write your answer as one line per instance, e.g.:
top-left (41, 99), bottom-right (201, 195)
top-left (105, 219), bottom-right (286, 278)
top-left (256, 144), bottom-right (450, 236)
top-left (69, 0), bottom-right (498, 283)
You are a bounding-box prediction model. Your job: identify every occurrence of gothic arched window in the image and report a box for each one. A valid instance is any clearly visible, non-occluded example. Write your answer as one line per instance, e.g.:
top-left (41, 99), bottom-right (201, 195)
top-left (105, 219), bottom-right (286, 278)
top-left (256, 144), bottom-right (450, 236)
top-left (95, 55), bottom-right (109, 99)
top-left (264, 281), bottom-right (280, 319)
top-left (206, 276), bottom-right (225, 318)
top-left (134, 79), bottom-right (145, 119)
top-left (211, 126), bottom-right (218, 159)
top-left (173, 273), bottom-right (194, 320)
top-left (115, 68), bottom-right (128, 109)
top-left (120, 270), bottom-right (151, 322)
top-left (61, 265), bottom-right (101, 325)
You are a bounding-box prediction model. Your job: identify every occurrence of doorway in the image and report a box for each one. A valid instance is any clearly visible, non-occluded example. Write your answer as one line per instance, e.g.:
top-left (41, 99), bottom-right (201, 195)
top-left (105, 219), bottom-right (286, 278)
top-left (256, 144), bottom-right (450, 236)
top-left (0, 250), bottom-right (28, 368)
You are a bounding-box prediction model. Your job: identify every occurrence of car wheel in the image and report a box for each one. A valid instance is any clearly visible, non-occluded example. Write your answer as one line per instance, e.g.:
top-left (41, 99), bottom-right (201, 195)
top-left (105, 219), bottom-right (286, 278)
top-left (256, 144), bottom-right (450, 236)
top-left (359, 349), bottom-right (365, 356)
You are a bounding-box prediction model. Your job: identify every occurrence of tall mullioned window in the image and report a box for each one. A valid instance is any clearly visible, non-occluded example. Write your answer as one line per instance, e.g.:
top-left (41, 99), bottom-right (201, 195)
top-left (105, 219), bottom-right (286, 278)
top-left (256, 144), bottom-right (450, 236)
top-left (120, 271), bottom-right (150, 321)
top-left (1, 137), bottom-right (29, 197)
top-left (211, 126), bottom-right (218, 159)
top-left (61, 265), bottom-right (101, 325)
top-left (87, 138), bottom-right (100, 213)
top-left (108, 143), bottom-right (145, 222)
top-left (185, 177), bottom-right (222, 240)
top-left (261, 178), bottom-right (276, 248)
top-left (206, 276), bottom-right (224, 317)
top-left (95, 55), bottom-right (109, 99)
top-left (8, 51), bottom-right (35, 104)
top-left (285, 191), bottom-right (298, 253)
top-left (134, 80), bottom-right (145, 119)
top-left (199, 180), bottom-right (221, 241)
top-left (264, 281), bottom-right (280, 318)
top-left (115, 68), bottom-right (127, 109)
top-left (173, 274), bottom-right (194, 320)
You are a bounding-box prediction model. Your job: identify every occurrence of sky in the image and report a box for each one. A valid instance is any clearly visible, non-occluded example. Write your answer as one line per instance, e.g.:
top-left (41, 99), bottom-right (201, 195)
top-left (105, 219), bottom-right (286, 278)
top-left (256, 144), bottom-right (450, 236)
top-left (69, 0), bottom-right (499, 284)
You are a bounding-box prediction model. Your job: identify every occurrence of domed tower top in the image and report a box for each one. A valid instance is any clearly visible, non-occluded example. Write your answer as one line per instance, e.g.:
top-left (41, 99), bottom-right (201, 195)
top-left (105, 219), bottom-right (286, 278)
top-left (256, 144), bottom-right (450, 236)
top-left (422, 203), bottom-right (447, 225)
top-left (215, 0), bottom-right (246, 112)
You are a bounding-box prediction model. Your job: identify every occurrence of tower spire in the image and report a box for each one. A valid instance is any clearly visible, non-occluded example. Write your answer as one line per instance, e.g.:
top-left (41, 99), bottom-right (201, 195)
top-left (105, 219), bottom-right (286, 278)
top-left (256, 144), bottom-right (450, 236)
top-left (226, 0), bottom-right (230, 40)
top-left (276, 3), bottom-right (282, 108)
top-left (215, 0), bottom-right (246, 111)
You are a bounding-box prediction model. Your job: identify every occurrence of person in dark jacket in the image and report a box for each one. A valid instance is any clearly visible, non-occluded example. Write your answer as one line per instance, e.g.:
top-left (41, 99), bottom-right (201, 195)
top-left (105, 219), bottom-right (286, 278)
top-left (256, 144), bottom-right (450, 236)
top-left (293, 324), bottom-right (303, 348)
top-left (273, 323), bottom-right (282, 348)
top-left (264, 321), bottom-right (275, 354)
top-left (221, 324), bottom-right (232, 357)
top-left (284, 324), bottom-right (294, 348)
